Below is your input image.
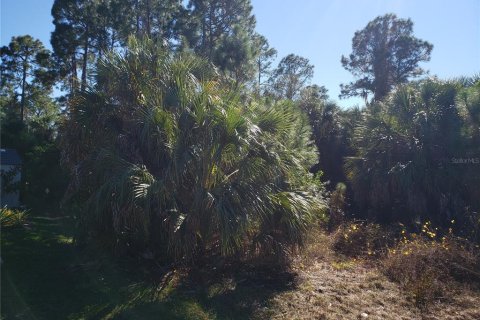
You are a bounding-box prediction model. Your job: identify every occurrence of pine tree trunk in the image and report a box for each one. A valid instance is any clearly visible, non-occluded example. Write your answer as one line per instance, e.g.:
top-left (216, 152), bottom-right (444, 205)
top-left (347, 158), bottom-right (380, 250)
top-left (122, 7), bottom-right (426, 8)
top-left (145, 0), bottom-right (151, 36)
top-left (71, 55), bottom-right (78, 95)
top-left (208, 4), bottom-right (214, 59)
top-left (20, 60), bottom-right (27, 123)
top-left (136, 0), bottom-right (140, 36)
top-left (258, 58), bottom-right (261, 88)
top-left (201, 10), bottom-right (207, 55)
top-left (81, 26), bottom-right (89, 92)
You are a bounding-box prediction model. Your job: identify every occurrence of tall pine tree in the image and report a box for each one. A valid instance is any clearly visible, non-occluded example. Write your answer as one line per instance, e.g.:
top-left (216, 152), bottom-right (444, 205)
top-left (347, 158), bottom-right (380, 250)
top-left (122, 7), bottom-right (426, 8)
top-left (185, 0), bottom-right (258, 83)
top-left (1, 35), bottom-right (56, 123)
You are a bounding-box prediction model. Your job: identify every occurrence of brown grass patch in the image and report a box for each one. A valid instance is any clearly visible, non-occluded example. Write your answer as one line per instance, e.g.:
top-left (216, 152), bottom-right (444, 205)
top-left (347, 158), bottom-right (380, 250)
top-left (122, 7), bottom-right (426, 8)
top-left (382, 233), bottom-right (480, 307)
top-left (254, 221), bottom-right (480, 319)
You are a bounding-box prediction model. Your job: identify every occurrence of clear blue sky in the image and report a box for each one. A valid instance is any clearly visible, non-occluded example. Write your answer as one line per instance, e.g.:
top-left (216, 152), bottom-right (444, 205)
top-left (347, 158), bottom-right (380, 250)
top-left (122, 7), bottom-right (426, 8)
top-left (2, 0), bottom-right (479, 107)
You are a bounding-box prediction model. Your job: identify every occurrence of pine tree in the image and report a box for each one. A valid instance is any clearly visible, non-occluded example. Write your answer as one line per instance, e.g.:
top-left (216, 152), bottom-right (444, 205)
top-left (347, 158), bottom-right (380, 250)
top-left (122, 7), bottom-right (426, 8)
top-left (185, 0), bottom-right (257, 82)
top-left (269, 54), bottom-right (314, 100)
top-left (253, 34), bottom-right (277, 90)
top-left (51, 0), bottom-right (110, 94)
top-left (340, 14), bottom-right (433, 102)
top-left (1, 35), bottom-right (56, 123)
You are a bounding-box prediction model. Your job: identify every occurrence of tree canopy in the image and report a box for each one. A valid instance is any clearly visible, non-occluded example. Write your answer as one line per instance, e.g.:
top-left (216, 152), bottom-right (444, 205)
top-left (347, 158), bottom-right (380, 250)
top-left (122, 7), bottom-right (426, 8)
top-left (340, 14), bottom-right (433, 102)
top-left (269, 54), bottom-right (314, 100)
top-left (1, 35), bottom-right (56, 123)
top-left (253, 34), bottom-right (277, 89)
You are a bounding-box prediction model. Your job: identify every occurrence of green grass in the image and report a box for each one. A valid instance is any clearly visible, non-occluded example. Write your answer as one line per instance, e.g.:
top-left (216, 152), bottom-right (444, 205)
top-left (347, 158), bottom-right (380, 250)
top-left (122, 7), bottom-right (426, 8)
top-left (1, 216), bottom-right (289, 320)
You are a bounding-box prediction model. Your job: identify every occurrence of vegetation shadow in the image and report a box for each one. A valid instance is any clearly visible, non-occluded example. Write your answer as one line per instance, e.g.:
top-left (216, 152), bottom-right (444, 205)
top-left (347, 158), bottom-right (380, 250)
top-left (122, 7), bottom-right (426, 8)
top-left (2, 217), bottom-right (297, 320)
top-left (2, 216), bottom-right (147, 320)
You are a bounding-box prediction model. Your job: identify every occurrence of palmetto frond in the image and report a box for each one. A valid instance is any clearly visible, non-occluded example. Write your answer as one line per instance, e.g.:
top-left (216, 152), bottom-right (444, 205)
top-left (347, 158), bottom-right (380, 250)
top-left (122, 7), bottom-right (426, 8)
top-left (61, 38), bottom-right (325, 264)
top-left (346, 79), bottom-right (479, 224)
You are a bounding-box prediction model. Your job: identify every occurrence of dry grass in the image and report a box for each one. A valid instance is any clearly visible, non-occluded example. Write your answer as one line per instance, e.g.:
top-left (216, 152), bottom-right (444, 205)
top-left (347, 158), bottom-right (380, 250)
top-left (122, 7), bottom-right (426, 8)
top-left (254, 260), bottom-right (421, 319)
top-left (5, 215), bottom-right (479, 319)
top-left (252, 222), bottom-right (480, 319)
top-left (382, 232), bottom-right (480, 307)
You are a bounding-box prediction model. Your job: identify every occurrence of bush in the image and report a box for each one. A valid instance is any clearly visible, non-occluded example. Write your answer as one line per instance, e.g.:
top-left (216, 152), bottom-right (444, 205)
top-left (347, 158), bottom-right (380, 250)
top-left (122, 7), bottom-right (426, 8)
top-left (327, 183), bottom-right (347, 231)
top-left (0, 207), bottom-right (28, 228)
top-left (383, 224), bottom-right (480, 306)
top-left (61, 38), bottom-right (326, 266)
top-left (332, 221), bottom-right (393, 258)
top-left (462, 210), bottom-right (480, 244)
top-left (23, 144), bottom-right (67, 213)
top-left (346, 79), bottom-right (480, 226)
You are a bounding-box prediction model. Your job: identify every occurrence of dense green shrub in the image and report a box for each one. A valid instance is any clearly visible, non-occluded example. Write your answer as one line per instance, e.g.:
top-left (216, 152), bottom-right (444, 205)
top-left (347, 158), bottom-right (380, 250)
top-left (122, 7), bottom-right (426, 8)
top-left (346, 79), bottom-right (480, 226)
top-left (1, 105), bottom-right (67, 214)
top-left (60, 39), bottom-right (326, 265)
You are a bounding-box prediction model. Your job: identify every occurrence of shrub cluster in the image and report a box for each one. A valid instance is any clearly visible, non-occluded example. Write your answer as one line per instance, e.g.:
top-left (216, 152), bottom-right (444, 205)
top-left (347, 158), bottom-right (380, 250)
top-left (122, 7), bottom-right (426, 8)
top-left (61, 39), bottom-right (326, 267)
top-left (332, 221), bottom-right (393, 258)
top-left (331, 219), bottom-right (480, 306)
top-left (383, 229), bottom-right (480, 306)
top-left (345, 79), bottom-right (480, 226)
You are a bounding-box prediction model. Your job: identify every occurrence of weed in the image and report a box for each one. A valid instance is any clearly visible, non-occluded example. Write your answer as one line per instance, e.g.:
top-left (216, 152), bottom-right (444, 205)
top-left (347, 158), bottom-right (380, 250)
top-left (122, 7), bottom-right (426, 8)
top-left (383, 222), bottom-right (480, 307)
top-left (332, 221), bottom-right (393, 258)
top-left (0, 207), bottom-right (28, 228)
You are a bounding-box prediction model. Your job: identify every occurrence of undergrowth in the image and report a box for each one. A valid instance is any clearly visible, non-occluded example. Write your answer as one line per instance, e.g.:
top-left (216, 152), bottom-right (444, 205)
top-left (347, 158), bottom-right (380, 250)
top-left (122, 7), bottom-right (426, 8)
top-left (382, 222), bottom-right (480, 307)
top-left (332, 221), bottom-right (394, 258)
top-left (330, 219), bottom-right (480, 307)
top-left (0, 207), bottom-right (28, 228)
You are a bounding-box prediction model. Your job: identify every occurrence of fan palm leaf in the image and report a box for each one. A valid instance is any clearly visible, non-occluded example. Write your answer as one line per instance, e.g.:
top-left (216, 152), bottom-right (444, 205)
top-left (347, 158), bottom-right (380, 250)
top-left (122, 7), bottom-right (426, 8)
top-left (61, 38), bottom-right (325, 264)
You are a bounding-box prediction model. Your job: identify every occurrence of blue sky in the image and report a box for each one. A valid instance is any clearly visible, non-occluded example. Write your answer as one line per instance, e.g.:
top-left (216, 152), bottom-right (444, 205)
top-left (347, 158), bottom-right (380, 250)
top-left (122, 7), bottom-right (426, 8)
top-left (2, 0), bottom-right (479, 107)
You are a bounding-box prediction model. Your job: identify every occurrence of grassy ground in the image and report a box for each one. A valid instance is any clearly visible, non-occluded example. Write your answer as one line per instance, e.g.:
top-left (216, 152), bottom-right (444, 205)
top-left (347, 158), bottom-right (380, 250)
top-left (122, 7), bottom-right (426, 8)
top-left (1, 216), bottom-right (289, 320)
top-left (2, 217), bottom-right (479, 319)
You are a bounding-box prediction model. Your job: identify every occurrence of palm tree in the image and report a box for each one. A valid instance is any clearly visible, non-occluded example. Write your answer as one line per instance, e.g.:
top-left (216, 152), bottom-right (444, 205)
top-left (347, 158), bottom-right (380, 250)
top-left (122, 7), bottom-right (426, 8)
top-left (60, 38), bottom-right (325, 264)
top-left (298, 86), bottom-right (360, 188)
top-left (346, 79), bottom-right (478, 225)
